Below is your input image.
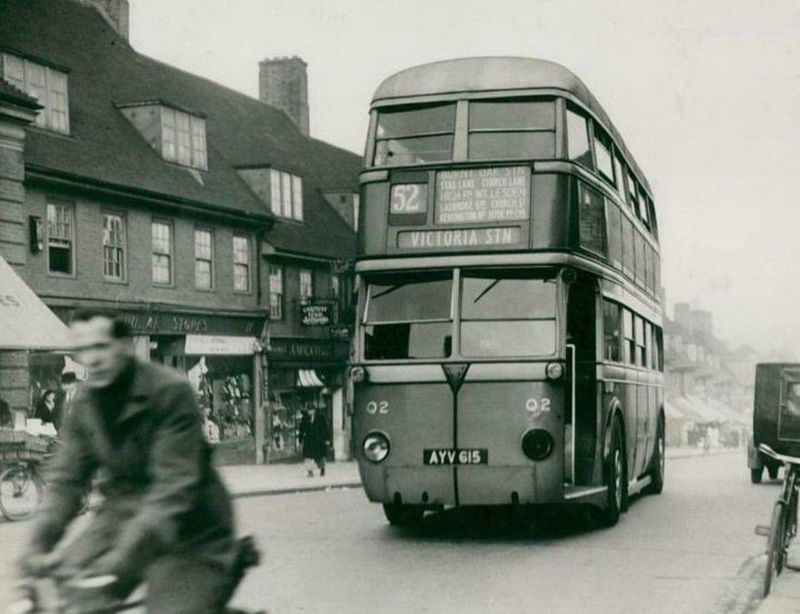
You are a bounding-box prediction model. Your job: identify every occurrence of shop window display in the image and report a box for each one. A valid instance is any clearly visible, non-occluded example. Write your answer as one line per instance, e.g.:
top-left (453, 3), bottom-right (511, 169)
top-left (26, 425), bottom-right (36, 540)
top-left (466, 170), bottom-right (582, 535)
top-left (188, 356), bottom-right (253, 442)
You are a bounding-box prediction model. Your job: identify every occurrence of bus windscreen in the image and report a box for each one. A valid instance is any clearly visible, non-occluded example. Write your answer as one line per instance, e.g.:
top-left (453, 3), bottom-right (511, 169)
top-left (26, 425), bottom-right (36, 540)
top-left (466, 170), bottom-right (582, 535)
top-left (460, 270), bottom-right (557, 358)
top-left (364, 271), bottom-right (453, 360)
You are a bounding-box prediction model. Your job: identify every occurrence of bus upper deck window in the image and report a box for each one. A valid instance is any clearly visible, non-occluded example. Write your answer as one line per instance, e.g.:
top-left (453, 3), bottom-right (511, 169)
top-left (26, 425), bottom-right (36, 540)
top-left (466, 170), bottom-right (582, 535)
top-left (593, 124), bottom-right (614, 184)
top-left (373, 104), bottom-right (456, 167)
top-left (467, 99), bottom-right (556, 160)
top-left (566, 108), bottom-right (594, 169)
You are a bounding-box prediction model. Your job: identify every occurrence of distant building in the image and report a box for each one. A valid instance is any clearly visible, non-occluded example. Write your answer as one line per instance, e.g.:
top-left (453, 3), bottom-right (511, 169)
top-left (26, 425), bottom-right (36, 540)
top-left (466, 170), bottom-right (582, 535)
top-left (0, 0), bottom-right (360, 463)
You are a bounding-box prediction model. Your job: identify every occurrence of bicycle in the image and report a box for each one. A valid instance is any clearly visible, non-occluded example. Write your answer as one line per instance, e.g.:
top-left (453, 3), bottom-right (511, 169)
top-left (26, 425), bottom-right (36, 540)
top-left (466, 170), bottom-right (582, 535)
top-left (7, 535), bottom-right (265, 613)
top-left (0, 454), bottom-right (89, 522)
top-left (755, 444), bottom-right (800, 598)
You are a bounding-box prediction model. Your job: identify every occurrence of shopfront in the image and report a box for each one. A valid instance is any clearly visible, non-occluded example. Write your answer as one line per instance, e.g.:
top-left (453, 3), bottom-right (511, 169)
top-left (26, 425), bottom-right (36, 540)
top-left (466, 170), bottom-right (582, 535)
top-left (0, 255), bottom-right (72, 428)
top-left (264, 337), bottom-right (350, 463)
top-left (53, 306), bottom-right (267, 463)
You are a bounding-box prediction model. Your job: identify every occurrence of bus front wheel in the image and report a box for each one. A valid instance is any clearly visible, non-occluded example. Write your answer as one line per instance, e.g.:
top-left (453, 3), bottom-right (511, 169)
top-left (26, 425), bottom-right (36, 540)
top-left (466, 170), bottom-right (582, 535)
top-left (383, 503), bottom-right (424, 526)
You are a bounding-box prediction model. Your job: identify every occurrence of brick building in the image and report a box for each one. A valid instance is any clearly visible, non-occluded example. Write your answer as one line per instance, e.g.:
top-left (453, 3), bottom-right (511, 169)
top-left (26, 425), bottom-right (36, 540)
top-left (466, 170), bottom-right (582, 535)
top-left (0, 0), bottom-right (360, 463)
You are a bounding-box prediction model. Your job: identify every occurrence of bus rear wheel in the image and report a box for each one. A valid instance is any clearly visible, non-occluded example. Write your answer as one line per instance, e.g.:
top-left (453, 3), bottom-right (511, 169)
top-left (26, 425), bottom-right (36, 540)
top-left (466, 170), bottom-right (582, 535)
top-left (644, 414), bottom-right (665, 495)
top-left (383, 503), bottom-right (424, 526)
top-left (600, 419), bottom-right (626, 527)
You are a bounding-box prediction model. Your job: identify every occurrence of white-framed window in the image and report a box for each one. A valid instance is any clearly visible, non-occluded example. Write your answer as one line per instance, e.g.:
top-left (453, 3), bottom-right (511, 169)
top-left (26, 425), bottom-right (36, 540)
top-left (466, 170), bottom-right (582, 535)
top-left (269, 266), bottom-right (283, 320)
top-left (46, 202), bottom-right (74, 275)
top-left (102, 213), bottom-right (126, 281)
top-left (2, 53), bottom-right (70, 133)
top-left (151, 220), bottom-right (173, 285)
top-left (269, 169), bottom-right (303, 221)
top-left (194, 228), bottom-right (214, 290)
top-left (160, 107), bottom-right (207, 170)
top-left (233, 235), bottom-right (251, 292)
top-left (299, 269), bottom-right (313, 299)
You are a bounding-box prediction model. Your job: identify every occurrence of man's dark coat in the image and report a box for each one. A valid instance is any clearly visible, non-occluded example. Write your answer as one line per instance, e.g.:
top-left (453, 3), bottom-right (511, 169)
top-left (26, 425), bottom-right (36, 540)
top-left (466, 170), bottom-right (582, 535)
top-left (299, 411), bottom-right (329, 460)
top-left (30, 359), bottom-right (237, 583)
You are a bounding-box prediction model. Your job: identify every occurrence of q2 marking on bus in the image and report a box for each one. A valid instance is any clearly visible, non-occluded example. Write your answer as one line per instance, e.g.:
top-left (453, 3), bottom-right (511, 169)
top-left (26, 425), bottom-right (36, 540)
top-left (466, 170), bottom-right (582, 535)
top-left (366, 400), bottom-right (389, 415)
top-left (526, 397), bottom-right (551, 417)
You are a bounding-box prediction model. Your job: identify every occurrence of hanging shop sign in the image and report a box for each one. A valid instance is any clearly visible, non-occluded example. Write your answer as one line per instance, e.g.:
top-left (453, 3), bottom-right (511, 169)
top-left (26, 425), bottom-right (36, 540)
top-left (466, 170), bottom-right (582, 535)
top-left (300, 302), bottom-right (334, 327)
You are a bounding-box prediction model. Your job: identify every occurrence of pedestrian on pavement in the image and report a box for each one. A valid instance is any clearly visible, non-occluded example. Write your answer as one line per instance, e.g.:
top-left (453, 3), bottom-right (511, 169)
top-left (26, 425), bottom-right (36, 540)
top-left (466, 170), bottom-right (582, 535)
top-left (299, 406), bottom-right (330, 477)
top-left (18, 309), bottom-right (240, 613)
top-left (55, 370), bottom-right (78, 428)
top-left (32, 389), bottom-right (60, 433)
top-left (0, 394), bottom-right (12, 428)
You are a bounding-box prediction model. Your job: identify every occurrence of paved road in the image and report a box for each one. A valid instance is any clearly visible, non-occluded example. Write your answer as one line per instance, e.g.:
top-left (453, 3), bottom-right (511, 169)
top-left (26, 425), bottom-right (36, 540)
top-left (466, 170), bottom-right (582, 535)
top-left (0, 451), bottom-right (785, 613)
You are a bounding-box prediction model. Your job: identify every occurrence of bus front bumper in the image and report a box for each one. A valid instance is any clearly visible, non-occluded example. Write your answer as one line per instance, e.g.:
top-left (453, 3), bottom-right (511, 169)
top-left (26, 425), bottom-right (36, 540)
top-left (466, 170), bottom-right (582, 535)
top-left (359, 463), bottom-right (565, 507)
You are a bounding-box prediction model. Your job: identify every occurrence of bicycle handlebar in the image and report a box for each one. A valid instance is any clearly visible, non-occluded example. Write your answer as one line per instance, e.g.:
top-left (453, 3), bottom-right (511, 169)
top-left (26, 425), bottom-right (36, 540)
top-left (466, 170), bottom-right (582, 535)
top-left (758, 443), bottom-right (800, 467)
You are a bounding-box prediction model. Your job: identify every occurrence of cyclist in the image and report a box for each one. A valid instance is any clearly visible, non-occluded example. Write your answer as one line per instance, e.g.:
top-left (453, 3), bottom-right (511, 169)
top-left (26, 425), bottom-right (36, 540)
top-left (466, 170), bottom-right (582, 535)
top-left (18, 309), bottom-right (240, 613)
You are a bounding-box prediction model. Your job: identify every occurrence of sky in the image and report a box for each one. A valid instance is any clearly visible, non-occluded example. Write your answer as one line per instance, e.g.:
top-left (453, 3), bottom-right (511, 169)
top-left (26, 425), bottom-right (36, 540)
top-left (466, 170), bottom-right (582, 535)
top-left (129, 0), bottom-right (800, 356)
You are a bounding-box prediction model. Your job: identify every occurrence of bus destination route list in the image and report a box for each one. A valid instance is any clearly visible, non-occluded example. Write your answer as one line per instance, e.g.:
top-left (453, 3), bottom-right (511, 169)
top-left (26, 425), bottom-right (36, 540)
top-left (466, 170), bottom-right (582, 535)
top-left (435, 166), bottom-right (530, 224)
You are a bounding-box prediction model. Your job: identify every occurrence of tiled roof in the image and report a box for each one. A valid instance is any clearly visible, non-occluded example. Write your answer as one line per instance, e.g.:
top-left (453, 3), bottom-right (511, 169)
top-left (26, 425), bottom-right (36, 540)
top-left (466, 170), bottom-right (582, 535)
top-left (0, 0), bottom-right (360, 259)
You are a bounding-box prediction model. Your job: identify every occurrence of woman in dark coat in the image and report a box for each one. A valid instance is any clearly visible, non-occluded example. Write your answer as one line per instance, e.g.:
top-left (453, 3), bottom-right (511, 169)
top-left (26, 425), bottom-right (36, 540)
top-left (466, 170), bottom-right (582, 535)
top-left (298, 407), bottom-right (330, 477)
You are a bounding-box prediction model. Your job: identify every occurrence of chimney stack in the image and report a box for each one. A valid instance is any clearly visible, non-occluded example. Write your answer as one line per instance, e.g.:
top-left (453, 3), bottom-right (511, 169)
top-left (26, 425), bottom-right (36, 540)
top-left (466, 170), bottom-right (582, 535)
top-left (82, 0), bottom-right (129, 40)
top-left (259, 56), bottom-right (310, 136)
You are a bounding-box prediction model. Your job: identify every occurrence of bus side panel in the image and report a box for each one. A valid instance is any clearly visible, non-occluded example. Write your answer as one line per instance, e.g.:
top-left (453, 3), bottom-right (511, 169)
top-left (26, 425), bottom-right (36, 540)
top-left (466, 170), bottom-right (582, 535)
top-left (354, 382), bottom-right (455, 505)
top-left (456, 381), bottom-right (564, 505)
top-left (619, 382), bottom-right (639, 482)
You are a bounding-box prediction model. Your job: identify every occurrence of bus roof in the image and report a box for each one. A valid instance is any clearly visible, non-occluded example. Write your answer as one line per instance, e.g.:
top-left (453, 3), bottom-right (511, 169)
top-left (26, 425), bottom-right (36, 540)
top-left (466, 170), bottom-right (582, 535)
top-left (371, 57), bottom-right (651, 195)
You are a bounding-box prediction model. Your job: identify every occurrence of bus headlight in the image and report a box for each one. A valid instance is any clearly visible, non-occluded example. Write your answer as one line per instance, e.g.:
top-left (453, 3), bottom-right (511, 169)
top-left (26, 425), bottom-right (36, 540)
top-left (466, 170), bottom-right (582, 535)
top-left (545, 362), bottom-right (564, 381)
top-left (522, 429), bottom-right (554, 461)
top-left (351, 366), bottom-right (367, 383)
top-left (363, 432), bottom-right (390, 463)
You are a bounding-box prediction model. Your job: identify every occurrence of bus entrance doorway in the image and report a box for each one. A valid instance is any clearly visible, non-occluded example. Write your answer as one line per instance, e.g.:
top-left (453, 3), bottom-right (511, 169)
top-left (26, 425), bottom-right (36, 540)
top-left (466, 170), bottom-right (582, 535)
top-left (565, 275), bottom-right (598, 486)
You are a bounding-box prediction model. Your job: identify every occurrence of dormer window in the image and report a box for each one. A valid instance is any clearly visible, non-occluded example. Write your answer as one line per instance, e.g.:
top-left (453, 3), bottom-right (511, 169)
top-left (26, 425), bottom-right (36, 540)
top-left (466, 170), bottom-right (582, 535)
top-left (161, 107), bottom-right (207, 170)
top-left (2, 52), bottom-right (69, 133)
top-left (117, 102), bottom-right (207, 171)
top-left (270, 169), bottom-right (303, 221)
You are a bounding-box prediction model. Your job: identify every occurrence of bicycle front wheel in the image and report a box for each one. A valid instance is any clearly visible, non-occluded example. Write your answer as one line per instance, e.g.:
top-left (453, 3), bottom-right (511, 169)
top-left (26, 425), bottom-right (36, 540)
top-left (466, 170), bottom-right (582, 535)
top-left (764, 500), bottom-right (787, 598)
top-left (0, 464), bottom-right (44, 521)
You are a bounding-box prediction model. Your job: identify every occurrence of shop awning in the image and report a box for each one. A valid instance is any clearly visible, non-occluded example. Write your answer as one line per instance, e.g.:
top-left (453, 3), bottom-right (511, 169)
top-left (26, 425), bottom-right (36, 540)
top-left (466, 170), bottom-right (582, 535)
top-left (0, 255), bottom-right (72, 350)
top-left (297, 369), bottom-right (325, 387)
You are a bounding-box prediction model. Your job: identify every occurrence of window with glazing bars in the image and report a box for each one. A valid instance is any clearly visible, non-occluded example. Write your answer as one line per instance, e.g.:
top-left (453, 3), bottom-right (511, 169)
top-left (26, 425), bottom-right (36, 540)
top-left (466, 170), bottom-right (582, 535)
top-left (151, 221), bottom-right (172, 285)
top-left (299, 269), bottom-right (313, 299)
top-left (269, 266), bottom-right (283, 319)
top-left (102, 213), bottom-right (126, 281)
top-left (195, 229), bottom-right (213, 289)
top-left (47, 202), bottom-right (74, 275)
top-left (2, 53), bottom-right (69, 133)
top-left (233, 235), bottom-right (250, 292)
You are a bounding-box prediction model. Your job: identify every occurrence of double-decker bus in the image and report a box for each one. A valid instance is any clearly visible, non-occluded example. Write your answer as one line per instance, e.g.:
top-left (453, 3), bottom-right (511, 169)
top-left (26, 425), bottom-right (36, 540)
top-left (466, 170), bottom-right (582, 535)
top-left (351, 57), bottom-right (664, 527)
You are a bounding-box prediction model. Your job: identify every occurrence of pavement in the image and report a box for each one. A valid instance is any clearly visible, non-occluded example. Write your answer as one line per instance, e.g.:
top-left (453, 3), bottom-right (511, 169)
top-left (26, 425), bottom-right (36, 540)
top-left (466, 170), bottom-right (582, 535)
top-left (218, 459), bottom-right (362, 499)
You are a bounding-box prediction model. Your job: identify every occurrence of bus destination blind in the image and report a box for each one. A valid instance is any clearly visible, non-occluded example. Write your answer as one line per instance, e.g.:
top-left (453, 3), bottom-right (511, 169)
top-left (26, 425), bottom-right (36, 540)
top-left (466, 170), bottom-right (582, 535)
top-left (435, 166), bottom-right (530, 224)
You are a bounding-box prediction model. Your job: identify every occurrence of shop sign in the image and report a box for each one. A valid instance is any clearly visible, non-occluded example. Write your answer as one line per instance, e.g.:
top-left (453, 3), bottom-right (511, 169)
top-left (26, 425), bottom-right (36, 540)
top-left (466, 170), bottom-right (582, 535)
top-left (300, 302), bottom-right (333, 327)
top-left (184, 335), bottom-right (258, 356)
top-left (53, 307), bottom-right (265, 337)
top-left (329, 326), bottom-right (351, 340)
top-left (267, 337), bottom-right (349, 363)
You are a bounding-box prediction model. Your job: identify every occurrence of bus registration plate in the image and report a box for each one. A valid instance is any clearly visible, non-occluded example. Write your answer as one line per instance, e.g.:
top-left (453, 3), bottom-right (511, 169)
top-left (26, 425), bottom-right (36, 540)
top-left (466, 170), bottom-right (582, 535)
top-left (423, 449), bottom-right (488, 465)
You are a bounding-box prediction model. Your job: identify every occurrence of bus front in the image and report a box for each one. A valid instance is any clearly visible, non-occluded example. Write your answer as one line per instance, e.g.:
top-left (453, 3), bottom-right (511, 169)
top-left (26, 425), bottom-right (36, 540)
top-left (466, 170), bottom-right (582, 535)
top-left (350, 60), bottom-right (598, 522)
